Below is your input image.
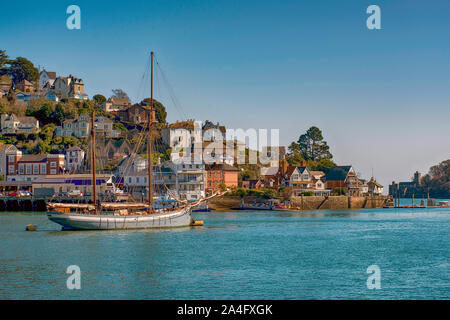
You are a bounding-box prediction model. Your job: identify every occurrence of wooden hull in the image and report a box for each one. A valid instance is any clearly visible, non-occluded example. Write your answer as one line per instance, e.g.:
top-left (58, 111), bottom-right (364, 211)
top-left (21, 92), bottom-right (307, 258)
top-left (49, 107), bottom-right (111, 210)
top-left (47, 207), bottom-right (192, 230)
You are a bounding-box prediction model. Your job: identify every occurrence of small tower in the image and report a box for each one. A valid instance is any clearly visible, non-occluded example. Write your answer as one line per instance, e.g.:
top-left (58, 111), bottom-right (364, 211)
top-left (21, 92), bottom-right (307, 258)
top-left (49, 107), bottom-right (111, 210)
top-left (413, 171), bottom-right (422, 186)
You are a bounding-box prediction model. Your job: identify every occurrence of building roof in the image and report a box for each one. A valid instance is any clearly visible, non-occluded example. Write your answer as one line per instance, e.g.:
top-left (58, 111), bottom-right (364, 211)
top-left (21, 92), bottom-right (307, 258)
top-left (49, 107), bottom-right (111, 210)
top-left (368, 178), bottom-right (383, 188)
top-left (47, 72), bottom-right (56, 79)
top-left (310, 171), bottom-right (325, 177)
top-left (0, 143), bottom-right (19, 152)
top-left (205, 163), bottom-right (239, 171)
top-left (202, 120), bottom-right (226, 133)
top-left (19, 154), bottom-right (47, 162)
top-left (17, 79), bottom-right (33, 86)
top-left (168, 120), bottom-right (195, 130)
top-left (17, 116), bottom-right (38, 124)
top-left (325, 166), bottom-right (353, 181)
top-left (66, 146), bottom-right (83, 152)
top-left (285, 165), bottom-right (308, 178)
top-left (109, 97), bottom-right (131, 106)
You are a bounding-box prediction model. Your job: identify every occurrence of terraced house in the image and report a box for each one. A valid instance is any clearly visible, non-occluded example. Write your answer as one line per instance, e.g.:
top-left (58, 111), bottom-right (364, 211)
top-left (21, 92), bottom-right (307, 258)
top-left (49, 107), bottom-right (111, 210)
top-left (56, 115), bottom-right (119, 138)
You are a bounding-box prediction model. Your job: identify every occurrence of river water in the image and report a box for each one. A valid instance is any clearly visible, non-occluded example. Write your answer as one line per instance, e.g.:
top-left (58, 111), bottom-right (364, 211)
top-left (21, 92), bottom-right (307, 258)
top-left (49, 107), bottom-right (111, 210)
top-left (0, 202), bottom-right (449, 299)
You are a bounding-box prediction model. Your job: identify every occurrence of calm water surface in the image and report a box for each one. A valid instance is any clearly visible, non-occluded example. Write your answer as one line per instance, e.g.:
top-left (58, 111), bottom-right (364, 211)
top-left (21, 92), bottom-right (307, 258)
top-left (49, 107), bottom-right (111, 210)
top-left (0, 203), bottom-right (449, 299)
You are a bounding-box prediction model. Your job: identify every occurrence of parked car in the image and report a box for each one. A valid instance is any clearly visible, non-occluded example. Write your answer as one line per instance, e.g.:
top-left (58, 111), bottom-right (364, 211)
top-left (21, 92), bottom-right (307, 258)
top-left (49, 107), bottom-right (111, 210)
top-left (67, 190), bottom-right (84, 197)
top-left (18, 191), bottom-right (32, 197)
top-left (8, 191), bottom-right (18, 197)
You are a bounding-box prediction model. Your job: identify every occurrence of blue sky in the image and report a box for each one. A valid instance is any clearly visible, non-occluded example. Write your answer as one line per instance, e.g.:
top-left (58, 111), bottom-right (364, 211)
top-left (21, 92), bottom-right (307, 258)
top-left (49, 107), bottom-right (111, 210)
top-left (2, 0), bottom-right (450, 188)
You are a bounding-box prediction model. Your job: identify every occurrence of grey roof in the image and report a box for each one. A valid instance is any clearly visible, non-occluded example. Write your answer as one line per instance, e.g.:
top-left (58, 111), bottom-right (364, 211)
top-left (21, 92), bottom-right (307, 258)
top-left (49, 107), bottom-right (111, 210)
top-left (325, 166), bottom-right (353, 181)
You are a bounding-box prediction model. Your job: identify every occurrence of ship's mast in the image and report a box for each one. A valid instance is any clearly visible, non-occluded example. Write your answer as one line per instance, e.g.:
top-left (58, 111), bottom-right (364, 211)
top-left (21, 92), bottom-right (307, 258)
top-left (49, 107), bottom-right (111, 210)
top-left (91, 110), bottom-right (97, 213)
top-left (147, 52), bottom-right (154, 211)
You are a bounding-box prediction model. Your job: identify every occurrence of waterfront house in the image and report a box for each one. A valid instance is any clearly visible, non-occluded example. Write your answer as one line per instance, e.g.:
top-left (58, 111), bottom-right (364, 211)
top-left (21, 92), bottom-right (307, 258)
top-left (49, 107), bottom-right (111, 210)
top-left (359, 179), bottom-right (369, 195)
top-left (0, 113), bottom-right (40, 135)
top-left (205, 163), bottom-right (239, 193)
top-left (325, 165), bottom-right (360, 196)
top-left (0, 144), bottom-right (22, 179)
top-left (368, 178), bottom-right (383, 195)
top-left (65, 146), bottom-right (86, 172)
top-left (310, 171), bottom-right (326, 189)
top-left (6, 154), bottom-right (65, 182)
top-left (167, 160), bottom-right (206, 201)
top-left (32, 173), bottom-right (113, 195)
top-left (260, 166), bottom-right (280, 189)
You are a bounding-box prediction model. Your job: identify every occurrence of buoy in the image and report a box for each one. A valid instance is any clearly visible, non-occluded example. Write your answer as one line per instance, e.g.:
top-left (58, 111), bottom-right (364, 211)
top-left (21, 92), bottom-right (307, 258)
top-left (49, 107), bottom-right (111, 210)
top-left (25, 224), bottom-right (37, 231)
top-left (190, 220), bottom-right (204, 226)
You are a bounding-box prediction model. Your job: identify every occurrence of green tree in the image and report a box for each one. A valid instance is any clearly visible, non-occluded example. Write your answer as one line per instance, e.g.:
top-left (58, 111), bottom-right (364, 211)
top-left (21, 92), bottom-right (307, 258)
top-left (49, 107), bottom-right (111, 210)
top-left (39, 124), bottom-right (56, 141)
top-left (54, 103), bottom-right (65, 125)
top-left (31, 104), bottom-right (53, 125)
top-left (0, 50), bottom-right (9, 75)
top-left (297, 126), bottom-right (332, 161)
top-left (308, 158), bottom-right (337, 174)
top-left (113, 122), bottom-right (128, 133)
top-left (93, 94), bottom-right (107, 105)
top-left (37, 140), bottom-right (51, 153)
top-left (8, 57), bottom-right (39, 84)
top-left (286, 142), bottom-right (305, 166)
top-left (421, 159), bottom-right (450, 198)
top-left (52, 136), bottom-right (63, 145)
top-left (63, 136), bottom-right (80, 147)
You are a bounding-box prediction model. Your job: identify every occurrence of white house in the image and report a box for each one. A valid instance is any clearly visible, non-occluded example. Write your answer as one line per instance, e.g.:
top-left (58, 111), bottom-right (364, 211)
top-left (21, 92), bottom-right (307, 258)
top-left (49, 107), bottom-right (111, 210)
top-left (368, 178), bottom-right (384, 195)
top-left (167, 161), bottom-right (206, 201)
top-left (65, 146), bottom-right (85, 172)
top-left (39, 70), bottom-right (56, 90)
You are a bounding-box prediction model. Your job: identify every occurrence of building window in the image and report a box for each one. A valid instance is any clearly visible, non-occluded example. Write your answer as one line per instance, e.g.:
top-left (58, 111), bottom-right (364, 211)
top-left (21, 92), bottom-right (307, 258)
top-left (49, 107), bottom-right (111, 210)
top-left (50, 162), bottom-right (57, 168)
top-left (18, 164), bottom-right (24, 174)
top-left (40, 164), bottom-right (46, 175)
top-left (50, 169), bottom-right (56, 175)
top-left (8, 155), bottom-right (14, 163)
top-left (26, 164), bottom-right (32, 174)
top-left (33, 164), bottom-right (39, 174)
top-left (8, 165), bottom-right (14, 174)
top-left (136, 177), bottom-right (140, 183)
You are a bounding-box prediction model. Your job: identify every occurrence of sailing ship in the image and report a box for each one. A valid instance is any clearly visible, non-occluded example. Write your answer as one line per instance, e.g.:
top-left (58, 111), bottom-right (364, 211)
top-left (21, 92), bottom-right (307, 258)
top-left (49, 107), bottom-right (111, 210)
top-left (47, 52), bottom-right (213, 230)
